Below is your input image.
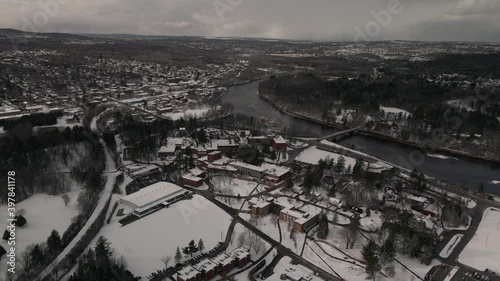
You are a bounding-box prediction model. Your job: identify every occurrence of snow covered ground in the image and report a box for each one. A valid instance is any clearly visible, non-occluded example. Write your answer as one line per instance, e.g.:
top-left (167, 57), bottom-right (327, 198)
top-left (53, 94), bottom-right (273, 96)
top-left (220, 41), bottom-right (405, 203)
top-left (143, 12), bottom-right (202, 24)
top-left (380, 106), bottom-right (412, 117)
top-left (427, 153), bottom-right (458, 161)
top-left (240, 213), bottom-right (305, 255)
top-left (439, 234), bottom-right (464, 258)
top-left (490, 180), bottom-right (500, 185)
top-left (303, 241), bottom-right (367, 281)
top-left (296, 146), bottom-right (356, 167)
top-left (0, 190), bottom-right (82, 274)
top-left (459, 208), bottom-right (500, 273)
top-left (162, 108), bottom-right (211, 120)
top-left (266, 256), bottom-right (324, 281)
top-left (212, 177), bottom-right (266, 196)
top-left (93, 195), bottom-right (232, 278)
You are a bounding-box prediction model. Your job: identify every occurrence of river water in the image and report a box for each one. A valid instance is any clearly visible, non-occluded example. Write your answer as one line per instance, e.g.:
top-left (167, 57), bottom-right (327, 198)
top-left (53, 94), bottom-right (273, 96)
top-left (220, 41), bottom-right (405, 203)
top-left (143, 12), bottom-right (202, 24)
top-left (222, 80), bottom-right (500, 194)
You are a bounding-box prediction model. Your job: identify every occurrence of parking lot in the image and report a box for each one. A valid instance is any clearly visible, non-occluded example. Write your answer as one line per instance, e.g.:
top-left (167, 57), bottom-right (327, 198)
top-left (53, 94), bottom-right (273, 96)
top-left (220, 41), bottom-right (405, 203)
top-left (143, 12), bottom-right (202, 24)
top-left (452, 268), bottom-right (500, 281)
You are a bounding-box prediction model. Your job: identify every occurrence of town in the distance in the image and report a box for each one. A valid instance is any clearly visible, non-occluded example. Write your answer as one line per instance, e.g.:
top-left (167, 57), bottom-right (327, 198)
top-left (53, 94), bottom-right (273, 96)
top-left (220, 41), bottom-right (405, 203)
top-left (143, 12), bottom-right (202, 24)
top-left (0, 29), bottom-right (500, 281)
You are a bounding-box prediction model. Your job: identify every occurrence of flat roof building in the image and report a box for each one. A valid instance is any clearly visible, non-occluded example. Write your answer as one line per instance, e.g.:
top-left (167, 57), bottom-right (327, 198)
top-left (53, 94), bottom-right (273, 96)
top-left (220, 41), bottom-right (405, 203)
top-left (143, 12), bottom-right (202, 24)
top-left (120, 182), bottom-right (191, 217)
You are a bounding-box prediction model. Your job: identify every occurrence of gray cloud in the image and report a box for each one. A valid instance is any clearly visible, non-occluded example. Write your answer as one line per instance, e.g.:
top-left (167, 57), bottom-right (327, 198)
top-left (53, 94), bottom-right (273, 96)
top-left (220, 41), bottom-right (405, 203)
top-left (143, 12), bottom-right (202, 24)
top-left (0, 0), bottom-right (498, 41)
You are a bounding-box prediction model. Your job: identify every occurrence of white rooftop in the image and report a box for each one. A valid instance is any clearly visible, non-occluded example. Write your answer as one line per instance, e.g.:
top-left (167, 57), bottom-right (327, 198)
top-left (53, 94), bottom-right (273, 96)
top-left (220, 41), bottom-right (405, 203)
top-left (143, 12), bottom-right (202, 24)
top-left (121, 182), bottom-right (184, 208)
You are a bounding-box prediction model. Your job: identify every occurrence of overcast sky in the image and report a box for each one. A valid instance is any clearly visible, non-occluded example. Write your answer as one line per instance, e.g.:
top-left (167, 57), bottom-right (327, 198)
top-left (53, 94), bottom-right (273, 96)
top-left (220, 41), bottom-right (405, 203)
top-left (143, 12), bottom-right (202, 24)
top-left (1, 0), bottom-right (499, 42)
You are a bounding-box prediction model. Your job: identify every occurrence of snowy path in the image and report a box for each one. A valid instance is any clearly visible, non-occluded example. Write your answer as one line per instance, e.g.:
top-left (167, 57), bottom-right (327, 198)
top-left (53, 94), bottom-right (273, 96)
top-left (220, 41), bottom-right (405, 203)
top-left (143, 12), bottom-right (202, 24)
top-left (34, 142), bottom-right (117, 281)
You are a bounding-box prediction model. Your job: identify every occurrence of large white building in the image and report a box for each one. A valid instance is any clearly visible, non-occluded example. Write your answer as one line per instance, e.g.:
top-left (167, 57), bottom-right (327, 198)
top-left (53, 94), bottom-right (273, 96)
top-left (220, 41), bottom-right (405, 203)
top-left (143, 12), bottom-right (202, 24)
top-left (120, 182), bottom-right (191, 217)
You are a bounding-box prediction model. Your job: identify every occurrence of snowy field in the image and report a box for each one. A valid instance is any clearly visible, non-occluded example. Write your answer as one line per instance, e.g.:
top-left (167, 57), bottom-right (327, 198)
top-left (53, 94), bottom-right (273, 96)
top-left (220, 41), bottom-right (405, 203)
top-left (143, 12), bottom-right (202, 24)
top-left (212, 177), bottom-right (266, 196)
top-left (93, 195), bottom-right (231, 278)
top-left (240, 213), bottom-right (305, 255)
top-left (0, 190), bottom-right (82, 274)
top-left (380, 106), bottom-right (412, 117)
top-left (266, 256), bottom-right (324, 281)
top-left (459, 208), bottom-right (500, 273)
top-left (162, 108), bottom-right (211, 120)
top-left (296, 146), bottom-right (356, 166)
top-left (490, 180), bottom-right (500, 185)
top-left (440, 234), bottom-right (464, 258)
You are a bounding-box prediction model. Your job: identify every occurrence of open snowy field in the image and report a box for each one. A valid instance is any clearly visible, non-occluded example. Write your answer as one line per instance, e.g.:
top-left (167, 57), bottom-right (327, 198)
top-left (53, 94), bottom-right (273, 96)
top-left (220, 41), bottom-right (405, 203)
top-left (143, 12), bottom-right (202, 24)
top-left (162, 108), bottom-right (211, 120)
top-left (266, 256), bottom-right (324, 281)
top-left (93, 195), bottom-right (231, 278)
top-left (459, 208), bottom-right (500, 273)
top-left (380, 106), bottom-right (411, 117)
top-left (296, 146), bottom-right (356, 166)
top-left (0, 190), bottom-right (82, 274)
top-left (212, 177), bottom-right (266, 196)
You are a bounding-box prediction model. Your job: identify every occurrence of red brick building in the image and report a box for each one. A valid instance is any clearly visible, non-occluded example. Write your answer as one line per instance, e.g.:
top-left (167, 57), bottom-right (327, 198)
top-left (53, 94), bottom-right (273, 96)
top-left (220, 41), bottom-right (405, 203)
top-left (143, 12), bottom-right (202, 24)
top-left (182, 174), bottom-right (204, 187)
top-left (280, 207), bottom-right (319, 233)
top-left (207, 151), bottom-right (222, 163)
top-left (177, 266), bottom-right (201, 281)
top-left (272, 136), bottom-right (287, 151)
top-left (176, 247), bottom-right (251, 281)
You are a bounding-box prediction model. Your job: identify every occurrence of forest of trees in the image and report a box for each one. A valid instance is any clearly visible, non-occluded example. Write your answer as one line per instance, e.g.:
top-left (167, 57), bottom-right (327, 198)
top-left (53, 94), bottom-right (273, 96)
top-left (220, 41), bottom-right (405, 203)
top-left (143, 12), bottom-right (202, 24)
top-left (259, 62), bottom-right (500, 159)
top-left (68, 236), bottom-right (139, 281)
top-left (0, 126), bottom-right (106, 203)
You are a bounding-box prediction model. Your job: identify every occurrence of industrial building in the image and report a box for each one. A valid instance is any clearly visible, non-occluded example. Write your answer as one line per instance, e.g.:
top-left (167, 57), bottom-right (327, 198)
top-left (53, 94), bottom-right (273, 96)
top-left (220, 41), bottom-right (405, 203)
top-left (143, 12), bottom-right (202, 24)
top-left (120, 182), bottom-right (191, 217)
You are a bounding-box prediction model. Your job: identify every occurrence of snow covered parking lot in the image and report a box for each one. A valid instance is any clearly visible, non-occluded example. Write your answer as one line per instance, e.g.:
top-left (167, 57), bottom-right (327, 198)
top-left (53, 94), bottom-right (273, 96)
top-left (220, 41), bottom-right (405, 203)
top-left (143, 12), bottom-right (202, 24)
top-left (459, 208), bottom-right (500, 273)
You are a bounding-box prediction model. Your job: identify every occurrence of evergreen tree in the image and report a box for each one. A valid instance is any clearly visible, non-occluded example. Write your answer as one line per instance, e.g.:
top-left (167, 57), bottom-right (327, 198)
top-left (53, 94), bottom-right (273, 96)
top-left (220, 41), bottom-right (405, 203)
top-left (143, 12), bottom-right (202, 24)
top-left (328, 184), bottom-right (336, 197)
top-left (15, 215), bottom-right (27, 227)
top-left (47, 229), bottom-right (62, 252)
top-left (183, 240), bottom-right (199, 257)
top-left (30, 245), bottom-right (44, 265)
top-left (2, 230), bottom-right (9, 241)
top-left (346, 165), bottom-right (352, 174)
top-left (362, 241), bottom-right (381, 279)
top-left (198, 239), bottom-right (205, 253)
top-left (317, 213), bottom-right (330, 239)
top-left (335, 156), bottom-right (346, 173)
top-left (380, 234), bottom-right (396, 262)
top-left (0, 245), bottom-right (6, 259)
top-left (175, 247), bottom-right (182, 264)
top-left (352, 158), bottom-right (364, 178)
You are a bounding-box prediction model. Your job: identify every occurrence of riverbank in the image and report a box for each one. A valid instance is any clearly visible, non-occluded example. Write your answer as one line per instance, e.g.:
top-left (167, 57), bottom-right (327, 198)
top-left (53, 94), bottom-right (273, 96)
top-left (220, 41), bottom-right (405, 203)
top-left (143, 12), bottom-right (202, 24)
top-left (258, 92), bottom-right (500, 164)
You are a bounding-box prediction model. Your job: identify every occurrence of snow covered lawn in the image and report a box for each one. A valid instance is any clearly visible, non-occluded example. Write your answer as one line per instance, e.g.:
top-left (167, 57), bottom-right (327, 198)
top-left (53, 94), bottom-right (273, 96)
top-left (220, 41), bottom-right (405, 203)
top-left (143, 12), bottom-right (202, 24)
top-left (439, 234), bottom-right (463, 258)
top-left (93, 195), bottom-right (231, 278)
top-left (0, 190), bottom-right (82, 274)
top-left (266, 256), bottom-right (324, 281)
top-left (162, 108), bottom-right (211, 120)
top-left (459, 208), bottom-right (500, 273)
top-left (380, 106), bottom-right (411, 117)
top-left (303, 241), bottom-right (367, 281)
top-left (296, 146), bottom-right (356, 166)
top-left (212, 177), bottom-right (266, 196)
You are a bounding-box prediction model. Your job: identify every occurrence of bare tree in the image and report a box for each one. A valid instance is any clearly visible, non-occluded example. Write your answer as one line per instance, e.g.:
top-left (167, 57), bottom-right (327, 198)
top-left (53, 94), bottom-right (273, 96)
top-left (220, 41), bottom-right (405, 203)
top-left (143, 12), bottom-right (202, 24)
top-left (61, 193), bottom-right (71, 207)
top-left (340, 227), bottom-right (357, 249)
top-left (16, 208), bottom-right (26, 216)
top-left (270, 214), bottom-right (279, 227)
top-left (237, 232), bottom-right (246, 247)
top-left (161, 256), bottom-right (172, 268)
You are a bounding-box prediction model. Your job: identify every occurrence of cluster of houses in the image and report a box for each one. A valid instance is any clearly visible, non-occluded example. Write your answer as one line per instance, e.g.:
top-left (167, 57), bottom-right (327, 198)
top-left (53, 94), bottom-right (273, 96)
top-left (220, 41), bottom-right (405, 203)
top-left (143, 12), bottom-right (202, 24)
top-left (249, 198), bottom-right (319, 233)
top-left (0, 48), bottom-right (243, 126)
top-left (190, 150), bottom-right (291, 185)
top-left (176, 247), bottom-right (251, 281)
